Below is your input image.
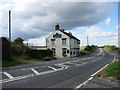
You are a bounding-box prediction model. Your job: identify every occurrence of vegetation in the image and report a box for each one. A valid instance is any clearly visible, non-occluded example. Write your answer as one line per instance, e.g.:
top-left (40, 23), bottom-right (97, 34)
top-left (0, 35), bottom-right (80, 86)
top-left (80, 45), bottom-right (97, 56)
top-left (26, 49), bottom-right (53, 59)
top-left (97, 45), bottom-right (120, 80)
top-left (1, 37), bottom-right (54, 67)
top-left (104, 45), bottom-right (119, 54)
top-left (1, 37), bottom-right (11, 61)
top-left (98, 61), bottom-right (120, 80)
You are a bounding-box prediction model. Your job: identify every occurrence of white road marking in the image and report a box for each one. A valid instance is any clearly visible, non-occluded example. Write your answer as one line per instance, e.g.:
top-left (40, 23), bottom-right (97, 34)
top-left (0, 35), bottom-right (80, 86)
top-left (1, 67), bottom-right (64, 84)
top-left (66, 62), bottom-right (80, 66)
top-left (76, 77), bottom-right (93, 88)
top-left (112, 55), bottom-right (116, 63)
top-left (91, 64), bottom-right (109, 77)
top-left (76, 62), bottom-right (87, 66)
top-left (3, 72), bottom-right (14, 79)
top-left (91, 60), bottom-right (95, 62)
top-left (75, 63), bottom-right (109, 89)
top-left (55, 64), bottom-right (69, 69)
top-left (1, 74), bottom-right (34, 84)
top-left (97, 48), bottom-right (102, 55)
top-left (57, 64), bottom-right (70, 68)
top-left (48, 66), bottom-right (58, 71)
top-left (31, 68), bottom-right (39, 75)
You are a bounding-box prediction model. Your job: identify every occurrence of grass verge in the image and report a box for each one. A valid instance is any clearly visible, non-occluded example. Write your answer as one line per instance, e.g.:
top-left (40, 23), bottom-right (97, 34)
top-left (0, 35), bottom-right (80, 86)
top-left (97, 61), bottom-right (120, 80)
top-left (104, 45), bottom-right (119, 55)
top-left (2, 56), bottom-right (57, 67)
top-left (2, 59), bottom-right (27, 67)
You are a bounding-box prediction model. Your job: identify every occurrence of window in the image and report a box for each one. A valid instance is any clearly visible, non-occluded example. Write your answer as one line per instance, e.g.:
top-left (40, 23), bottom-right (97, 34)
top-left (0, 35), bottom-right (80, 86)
top-left (62, 38), bottom-right (66, 45)
top-left (51, 39), bottom-right (55, 45)
top-left (77, 40), bottom-right (80, 44)
top-left (67, 50), bottom-right (69, 53)
top-left (62, 48), bottom-right (67, 57)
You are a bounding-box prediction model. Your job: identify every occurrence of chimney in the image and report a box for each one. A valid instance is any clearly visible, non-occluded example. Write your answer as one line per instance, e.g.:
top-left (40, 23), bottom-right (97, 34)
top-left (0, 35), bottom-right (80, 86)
top-left (69, 31), bottom-right (72, 35)
top-left (61, 29), bottom-right (65, 32)
top-left (55, 23), bottom-right (59, 30)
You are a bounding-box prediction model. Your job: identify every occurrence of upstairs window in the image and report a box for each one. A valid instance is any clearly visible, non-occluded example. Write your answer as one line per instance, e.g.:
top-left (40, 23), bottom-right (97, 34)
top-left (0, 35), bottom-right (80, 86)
top-left (51, 39), bottom-right (55, 45)
top-left (77, 40), bottom-right (80, 44)
top-left (62, 38), bottom-right (66, 45)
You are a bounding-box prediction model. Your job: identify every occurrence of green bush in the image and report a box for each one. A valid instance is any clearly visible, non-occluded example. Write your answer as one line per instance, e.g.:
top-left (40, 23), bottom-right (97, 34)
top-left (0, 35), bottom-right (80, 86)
top-left (11, 37), bottom-right (30, 56)
top-left (26, 49), bottom-right (53, 59)
top-left (84, 45), bottom-right (97, 51)
top-left (80, 45), bottom-right (97, 56)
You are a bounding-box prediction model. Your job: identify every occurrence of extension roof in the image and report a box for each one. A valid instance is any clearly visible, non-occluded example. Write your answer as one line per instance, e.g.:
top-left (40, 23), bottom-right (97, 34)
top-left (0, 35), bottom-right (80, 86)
top-left (60, 30), bottom-right (80, 41)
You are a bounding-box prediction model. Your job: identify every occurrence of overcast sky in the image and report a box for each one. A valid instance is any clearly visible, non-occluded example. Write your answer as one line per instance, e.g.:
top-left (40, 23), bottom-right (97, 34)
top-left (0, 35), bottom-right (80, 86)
top-left (0, 0), bottom-right (119, 46)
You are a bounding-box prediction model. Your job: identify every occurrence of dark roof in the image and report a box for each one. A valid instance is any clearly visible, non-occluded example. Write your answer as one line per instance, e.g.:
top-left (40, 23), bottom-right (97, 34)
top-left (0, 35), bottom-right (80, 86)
top-left (30, 46), bottom-right (47, 49)
top-left (60, 30), bottom-right (80, 41)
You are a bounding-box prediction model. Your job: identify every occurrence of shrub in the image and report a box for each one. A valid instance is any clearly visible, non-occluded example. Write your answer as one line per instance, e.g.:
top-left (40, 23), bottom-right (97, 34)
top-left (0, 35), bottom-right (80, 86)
top-left (11, 37), bottom-right (30, 56)
top-left (26, 49), bottom-right (53, 59)
top-left (84, 45), bottom-right (92, 51)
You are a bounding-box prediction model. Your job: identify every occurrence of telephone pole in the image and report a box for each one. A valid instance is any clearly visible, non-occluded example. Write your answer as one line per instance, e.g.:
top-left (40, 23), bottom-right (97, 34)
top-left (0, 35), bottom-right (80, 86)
top-left (87, 36), bottom-right (89, 46)
top-left (9, 10), bottom-right (11, 42)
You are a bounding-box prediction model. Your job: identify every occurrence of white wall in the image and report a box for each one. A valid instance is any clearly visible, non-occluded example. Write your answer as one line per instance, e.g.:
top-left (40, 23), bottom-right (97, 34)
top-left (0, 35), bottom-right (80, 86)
top-left (46, 30), bottom-right (80, 58)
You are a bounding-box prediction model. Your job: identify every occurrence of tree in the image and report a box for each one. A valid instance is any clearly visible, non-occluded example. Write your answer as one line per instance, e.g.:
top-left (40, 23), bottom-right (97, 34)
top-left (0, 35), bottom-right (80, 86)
top-left (1, 37), bottom-right (11, 60)
top-left (13, 37), bottom-right (24, 45)
top-left (11, 37), bottom-right (29, 56)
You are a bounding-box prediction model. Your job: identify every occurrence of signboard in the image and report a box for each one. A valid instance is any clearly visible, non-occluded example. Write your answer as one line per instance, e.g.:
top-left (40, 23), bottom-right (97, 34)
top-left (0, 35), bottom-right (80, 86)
top-left (53, 33), bottom-right (61, 38)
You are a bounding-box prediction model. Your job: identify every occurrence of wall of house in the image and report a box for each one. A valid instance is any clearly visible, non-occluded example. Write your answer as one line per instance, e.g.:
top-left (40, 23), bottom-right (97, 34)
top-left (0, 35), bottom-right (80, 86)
top-left (46, 30), bottom-right (70, 58)
top-left (70, 38), bottom-right (80, 57)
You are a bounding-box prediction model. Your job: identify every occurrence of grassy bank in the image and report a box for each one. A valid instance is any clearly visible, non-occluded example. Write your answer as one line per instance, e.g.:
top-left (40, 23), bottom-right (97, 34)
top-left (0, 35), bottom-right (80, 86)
top-left (80, 45), bottom-right (97, 56)
top-left (98, 61), bottom-right (120, 80)
top-left (2, 56), bottom-right (56, 67)
top-left (104, 45), bottom-right (119, 55)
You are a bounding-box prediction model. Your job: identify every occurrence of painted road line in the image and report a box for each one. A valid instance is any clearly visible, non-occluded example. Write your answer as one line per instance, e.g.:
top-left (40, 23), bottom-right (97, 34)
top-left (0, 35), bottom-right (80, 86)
top-left (97, 48), bottom-right (102, 56)
top-left (91, 64), bottom-right (109, 77)
top-left (67, 62), bottom-right (80, 65)
top-left (91, 60), bottom-right (95, 62)
top-left (31, 68), bottom-right (39, 75)
top-left (76, 62), bottom-right (88, 66)
top-left (3, 72), bottom-right (14, 79)
top-left (55, 64), bottom-right (69, 69)
top-left (75, 64), bottom-right (109, 89)
top-left (75, 77), bottom-right (93, 89)
top-left (1, 67), bottom-right (64, 84)
top-left (57, 64), bottom-right (70, 68)
top-left (1, 74), bottom-right (34, 84)
top-left (112, 55), bottom-right (116, 63)
top-left (48, 66), bottom-right (58, 71)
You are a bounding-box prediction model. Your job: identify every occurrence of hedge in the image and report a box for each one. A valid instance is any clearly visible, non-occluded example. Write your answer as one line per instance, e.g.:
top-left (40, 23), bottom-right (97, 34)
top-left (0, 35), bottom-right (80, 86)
top-left (26, 49), bottom-right (53, 59)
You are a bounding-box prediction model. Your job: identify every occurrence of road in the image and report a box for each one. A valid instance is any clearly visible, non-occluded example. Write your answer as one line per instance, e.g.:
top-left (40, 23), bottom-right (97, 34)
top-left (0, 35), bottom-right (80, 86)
top-left (1, 48), bottom-right (118, 89)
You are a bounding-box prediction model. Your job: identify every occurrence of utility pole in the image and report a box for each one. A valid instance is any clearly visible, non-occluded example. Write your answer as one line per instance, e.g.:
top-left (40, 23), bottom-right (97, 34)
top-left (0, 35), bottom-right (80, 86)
top-left (9, 10), bottom-right (11, 42)
top-left (87, 36), bottom-right (89, 46)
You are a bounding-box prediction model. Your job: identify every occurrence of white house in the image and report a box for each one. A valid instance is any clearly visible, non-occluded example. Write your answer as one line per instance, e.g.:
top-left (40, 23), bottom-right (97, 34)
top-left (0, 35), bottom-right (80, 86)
top-left (46, 24), bottom-right (80, 58)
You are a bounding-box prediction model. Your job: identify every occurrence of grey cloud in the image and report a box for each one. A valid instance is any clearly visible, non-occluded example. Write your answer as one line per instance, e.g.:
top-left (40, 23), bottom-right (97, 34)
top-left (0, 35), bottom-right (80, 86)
top-left (1, 1), bottom-right (113, 40)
